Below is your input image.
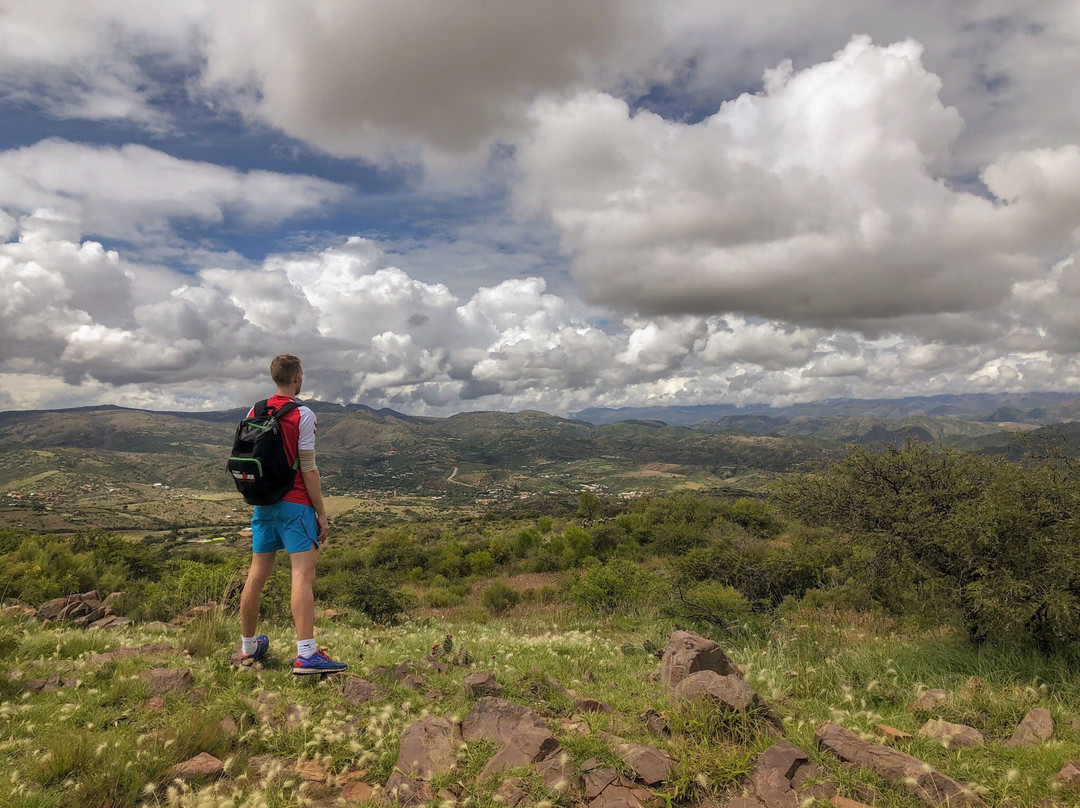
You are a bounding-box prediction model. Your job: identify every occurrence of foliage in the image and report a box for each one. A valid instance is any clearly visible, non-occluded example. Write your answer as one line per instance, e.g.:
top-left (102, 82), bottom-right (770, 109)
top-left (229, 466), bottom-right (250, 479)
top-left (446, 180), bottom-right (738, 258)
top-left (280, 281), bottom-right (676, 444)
top-left (773, 440), bottom-right (1080, 653)
top-left (346, 567), bottom-right (413, 623)
top-left (481, 581), bottom-right (521, 615)
top-left (565, 557), bottom-right (662, 613)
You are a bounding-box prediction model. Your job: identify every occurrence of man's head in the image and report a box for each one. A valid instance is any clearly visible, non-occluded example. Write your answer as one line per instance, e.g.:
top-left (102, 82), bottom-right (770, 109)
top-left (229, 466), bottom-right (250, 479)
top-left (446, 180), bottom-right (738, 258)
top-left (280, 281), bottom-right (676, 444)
top-left (270, 354), bottom-right (303, 395)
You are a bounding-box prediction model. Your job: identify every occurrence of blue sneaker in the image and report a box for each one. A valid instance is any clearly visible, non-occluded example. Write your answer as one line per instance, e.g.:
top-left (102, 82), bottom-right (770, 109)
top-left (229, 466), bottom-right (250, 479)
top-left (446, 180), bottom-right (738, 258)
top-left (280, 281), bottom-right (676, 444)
top-left (240, 635), bottom-right (269, 667)
top-left (292, 648), bottom-right (348, 675)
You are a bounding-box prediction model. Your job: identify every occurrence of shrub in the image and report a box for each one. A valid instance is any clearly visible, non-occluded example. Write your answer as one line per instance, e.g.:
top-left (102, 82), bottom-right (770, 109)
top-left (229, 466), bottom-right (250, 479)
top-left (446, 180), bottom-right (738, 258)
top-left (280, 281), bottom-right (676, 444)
top-left (566, 558), bottom-right (661, 614)
top-left (482, 581), bottom-right (521, 615)
top-left (664, 581), bottom-right (751, 631)
top-left (347, 568), bottom-right (412, 623)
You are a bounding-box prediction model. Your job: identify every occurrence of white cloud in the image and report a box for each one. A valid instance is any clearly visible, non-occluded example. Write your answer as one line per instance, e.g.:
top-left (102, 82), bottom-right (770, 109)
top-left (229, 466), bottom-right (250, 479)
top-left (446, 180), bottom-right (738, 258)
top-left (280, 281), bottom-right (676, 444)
top-left (0, 140), bottom-right (349, 245)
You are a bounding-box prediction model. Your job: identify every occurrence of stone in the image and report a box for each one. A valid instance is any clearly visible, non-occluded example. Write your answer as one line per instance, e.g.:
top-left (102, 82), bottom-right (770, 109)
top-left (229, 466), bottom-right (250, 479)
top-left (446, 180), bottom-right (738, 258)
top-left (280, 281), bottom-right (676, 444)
top-left (494, 779), bottom-right (529, 807)
top-left (575, 696), bottom-right (614, 713)
top-left (874, 724), bottom-right (913, 742)
top-left (342, 780), bottom-right (376, 803)
top-left (727, 799), bottom-right (764, 808)
top-left (832, 798), bottom-right (874, 808)
top-left (220, 715), bottom-right (239, 735)
top-left (140, 667), bottom-right (194, 695)
top-left (535, 748), bottom-right (582, 794)
top-left (169, 752), bottom-right (224, 782)
top-left (102, 591), bottom-right (125, 610)
top-left (384, 776), bottom-right (433, 806)
top-left (295, 759), bottom-right (327, 782)
top-left (89, 643), bottom-right (173, 665)
top-left (462, 696), bottom-right (549, 744)
top-left (143, 621), bottom-right (176, 633)
top-left (285, 703), bottom-right (307, 730)
top-left (585, 766), bottom-right (619, 799)
top-left (645, 708), bottom-right (670, 737)
top-left (912, 689), bottom-right (948, 712)
top-left (479, 725), bottom-right (561, 777)
top-left (1057, 760), bottom-right (1080, 788)
top-left (917, 719), bottom-right (985, 749)
top-left (145, 697), bottom-right (166, 712)
top-left (661, 630), bottom-right (740, 697)
top-left (1003, 708), bottom-right (1053, 747)
top-left (89, 615), bottom-right (131, 630)
top-left (674, 670), bottom-right (761, 712)
top-left (341, 676), bottom-right (381, 706)
top-left (389, 715), bottom-right (462, 781)
top-left (790, 762), bottom-right (835, 799)
top-left (27, 675), bottom-right (62, 694)
top-left (589, 783), bottom-right (647, 808)
top-left (749, 740), bottom-right (808, 808)
top-left (463, 670), bottom-right (504, 698)
top-left (816, 722), bottom-right (987, 807)
top-left (617, 743), bottom-right (677, 786)
top-left (400, 673), bottom-right (426, 691)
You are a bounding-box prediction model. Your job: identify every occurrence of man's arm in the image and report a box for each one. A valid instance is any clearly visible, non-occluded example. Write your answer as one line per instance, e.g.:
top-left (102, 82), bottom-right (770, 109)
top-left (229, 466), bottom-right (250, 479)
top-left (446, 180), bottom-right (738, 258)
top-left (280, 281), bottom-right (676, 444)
top-left (301, 467), bottom-right (329, 544)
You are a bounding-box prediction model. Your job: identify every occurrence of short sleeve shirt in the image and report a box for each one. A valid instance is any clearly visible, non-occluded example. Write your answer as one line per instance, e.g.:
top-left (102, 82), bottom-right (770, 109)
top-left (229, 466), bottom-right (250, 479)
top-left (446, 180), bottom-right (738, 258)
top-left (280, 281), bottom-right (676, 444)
top-left (248, 395), bottom-right (316, 507)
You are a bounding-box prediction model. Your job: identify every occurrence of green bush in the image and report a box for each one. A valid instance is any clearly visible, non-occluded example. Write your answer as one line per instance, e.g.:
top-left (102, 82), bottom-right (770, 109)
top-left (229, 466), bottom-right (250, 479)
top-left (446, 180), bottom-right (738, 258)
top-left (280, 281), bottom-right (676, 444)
top-left (346, 568), bottom-right (412, 623)
top-left (482, 581), bottom-right (521, 615)
top-left (664, 581), bottom-right (751, 631)
top-left (566, 558), bottom-right (661, 614)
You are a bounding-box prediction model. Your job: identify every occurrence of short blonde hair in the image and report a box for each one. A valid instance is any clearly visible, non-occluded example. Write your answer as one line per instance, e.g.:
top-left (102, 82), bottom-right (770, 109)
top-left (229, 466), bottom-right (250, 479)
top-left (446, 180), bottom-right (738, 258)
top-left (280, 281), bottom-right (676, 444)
top-left (270, 354), bottom-right (302, 385)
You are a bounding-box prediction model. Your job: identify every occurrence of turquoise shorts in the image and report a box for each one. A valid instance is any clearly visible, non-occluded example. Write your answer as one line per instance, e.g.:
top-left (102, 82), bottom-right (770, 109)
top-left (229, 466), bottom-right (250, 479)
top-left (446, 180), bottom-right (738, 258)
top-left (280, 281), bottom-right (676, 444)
top-left (251, 500), bottom-right (319, 554)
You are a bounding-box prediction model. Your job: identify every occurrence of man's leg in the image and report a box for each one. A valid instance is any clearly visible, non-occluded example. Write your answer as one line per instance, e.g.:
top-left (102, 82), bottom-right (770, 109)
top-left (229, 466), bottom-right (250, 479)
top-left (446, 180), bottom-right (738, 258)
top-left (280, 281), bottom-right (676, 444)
top-left (241, 552), bottom-right (277, 638)
top-left (289, 547), bottom-right (318, 643)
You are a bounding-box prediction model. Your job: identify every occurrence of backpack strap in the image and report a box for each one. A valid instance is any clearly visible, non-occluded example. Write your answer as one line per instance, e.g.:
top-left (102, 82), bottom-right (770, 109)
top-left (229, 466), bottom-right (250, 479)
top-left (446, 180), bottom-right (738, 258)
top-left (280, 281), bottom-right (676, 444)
top-left (253, 399), bottom-right (270, 418)
top-left (266, 400), bottom-right (300, 422)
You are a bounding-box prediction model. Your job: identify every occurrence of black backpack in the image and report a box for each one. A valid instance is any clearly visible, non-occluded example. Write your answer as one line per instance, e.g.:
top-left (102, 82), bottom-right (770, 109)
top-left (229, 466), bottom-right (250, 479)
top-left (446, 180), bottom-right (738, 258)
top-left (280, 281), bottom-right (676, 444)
top-left (227, 400), bottom-right (300, 505)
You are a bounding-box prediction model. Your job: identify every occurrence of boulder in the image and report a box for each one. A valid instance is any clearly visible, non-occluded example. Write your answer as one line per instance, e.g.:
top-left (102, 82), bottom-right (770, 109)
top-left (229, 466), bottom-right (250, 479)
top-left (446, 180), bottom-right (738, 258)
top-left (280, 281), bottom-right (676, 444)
top-left (917, 719), bottom-right (985, 749)
top-left (169, 752), bottom-right (224, 782)
top-left (536, 748), bottom-right (582, 794)
top-left (479, 725), bottom-right (561, 777)
top-left (674, 670), bottom-right (761, 712)
top-left (816, 722), bottom-right (987, 807)
top-left (585, 764), bottom-right (619, 799)
top-left (140, 667), bottom-right (194, 695)
top-left (1003, 707), bottom-right (1053, 747)
top-left (462, 696), bottom-right (548, 744)
top-left (388, 715), bottom-right (462, 782)
top-left (661, 630), bottom-right (740, 697)
top-left (463, 670), bottom-right (504, 698)
top-left (750, 741), bottom-right (807, 808)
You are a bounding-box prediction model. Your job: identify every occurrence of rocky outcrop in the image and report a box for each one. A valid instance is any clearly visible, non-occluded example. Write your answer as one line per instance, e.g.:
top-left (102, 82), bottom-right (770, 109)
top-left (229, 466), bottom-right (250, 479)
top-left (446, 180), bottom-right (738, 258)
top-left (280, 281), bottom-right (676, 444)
top-left (816, 722), bottom-right (987, 807)
top-left (661, 630), bottom-right (740, 697)
top-left (384, 715), bottom-right (463, 805)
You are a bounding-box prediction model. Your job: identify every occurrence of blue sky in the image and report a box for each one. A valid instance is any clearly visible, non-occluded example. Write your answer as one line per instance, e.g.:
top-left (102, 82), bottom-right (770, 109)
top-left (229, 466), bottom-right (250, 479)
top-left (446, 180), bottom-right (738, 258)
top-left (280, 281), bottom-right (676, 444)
top-left (2, 1), bottom-right (1080, 415)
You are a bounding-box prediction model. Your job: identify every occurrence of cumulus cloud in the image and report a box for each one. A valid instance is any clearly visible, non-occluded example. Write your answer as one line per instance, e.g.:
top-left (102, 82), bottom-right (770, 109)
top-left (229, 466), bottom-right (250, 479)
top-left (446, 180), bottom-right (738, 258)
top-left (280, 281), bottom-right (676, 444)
top-left (517, 36), bottom-right (1079, 342)
top-left (0, 139), bottom-right (349, 244)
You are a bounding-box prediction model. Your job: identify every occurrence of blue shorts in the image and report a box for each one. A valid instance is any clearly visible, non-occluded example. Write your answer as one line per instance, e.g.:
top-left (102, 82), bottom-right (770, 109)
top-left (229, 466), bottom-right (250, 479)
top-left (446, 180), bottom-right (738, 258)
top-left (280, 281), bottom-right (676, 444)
top-left (251, 500), bottom-right (319, 554)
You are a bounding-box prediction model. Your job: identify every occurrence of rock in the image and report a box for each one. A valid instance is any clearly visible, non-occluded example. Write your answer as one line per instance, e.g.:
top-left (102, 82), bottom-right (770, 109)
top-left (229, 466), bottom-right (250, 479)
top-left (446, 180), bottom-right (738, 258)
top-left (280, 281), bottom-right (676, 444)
top-left (727, 799), bottom-right (764, 808)
top-left (585, 765), bottom-right (620, 799)
top-left (874, 724), bottom-right (912, 742)
top-left (1003, 708), bottom-right (1053, 747)
top-left (342, 780), bottom-right (376, 803)
top-left (88, 643), bottom-right (173, 665)
top-left (750, 740), bottom-right (808, 808)
top-left (321, 607), bottom-right (345, 621)
top-left (169, 752), bottom-right (224, 782)
top-left (479, 725), bottom-right (561, 777)
top-left (790, 762), bottom-right (835, 800)
top-left (140, 667), bottom-right (194, 695)
top-left (295, 759), bottom-right (327, 782)
top-left (917, 719), bottom-right (985, 749)
top-left (143, 621), bottom-right (176, 633)
top-left (575, 696), bottom-right (614, 714)
top-left (145, 697), bottom-right (166, 712)
top-left (645, 708), bottom-right (670, 737)
top-left (832, 798), bottom-right (875, 808)
top-left (400, 673), bottom-right (426, 691)
top-left (89, 615), bottom-right (131, 630)
top-left (341, 676), bottom-right (381, 706)
top-left (463, 670), bottom-right (504, 698)
top-left (27, 675), bottom-right (62, 694)
top-left (384, 776), bottom-right (432, 806)
top-left (1057, 760), bottom-right (1080, 788)
top-left (589, 783), bottom-right (651, 808)
top-left (661, 630), bottom-right (740, 697)
top-left (816, 722), bottom-right (987, 807)
top-left (462, 696), bottom-right (549, 744)
top-left (392, 660), bottom-right (415, 680)
top-left (220, 715), bottom-right (239, 735)
top-left (285, 703), bottom-right (307, 730)
top-left (494, 779), bottom-right (529, 807)
top-left (535, 748), bottom-right (582, 794)
top-left (388, 715), bottom-right (462, 781)
top-left (674, 670), bottom-right (762, 712)
top-left (617, 743), bottom-right (677, 786)
top-left (102, 591), bottom-right (125, 610)
top-left (912, 689), bottom-right (948, 712)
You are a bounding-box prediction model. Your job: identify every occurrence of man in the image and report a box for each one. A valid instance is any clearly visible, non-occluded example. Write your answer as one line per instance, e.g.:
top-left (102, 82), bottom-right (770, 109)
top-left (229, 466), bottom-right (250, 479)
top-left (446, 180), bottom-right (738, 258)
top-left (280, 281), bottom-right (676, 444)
top-left (237, 354), bottom-right (347, 675)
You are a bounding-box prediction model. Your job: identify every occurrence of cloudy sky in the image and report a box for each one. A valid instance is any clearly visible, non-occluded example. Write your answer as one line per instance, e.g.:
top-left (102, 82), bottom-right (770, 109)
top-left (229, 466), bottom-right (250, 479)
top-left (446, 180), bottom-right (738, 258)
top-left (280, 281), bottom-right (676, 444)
top-left (2, 1), bottom-right (1080, 416)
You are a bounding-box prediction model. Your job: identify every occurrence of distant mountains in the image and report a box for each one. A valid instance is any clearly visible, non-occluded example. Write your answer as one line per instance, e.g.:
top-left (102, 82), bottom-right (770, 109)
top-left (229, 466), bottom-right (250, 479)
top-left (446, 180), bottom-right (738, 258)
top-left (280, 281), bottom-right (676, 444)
top-left (573, 392), bottom-right (1080, 426)
top-left (4, 392), bottom-right (1080, 498)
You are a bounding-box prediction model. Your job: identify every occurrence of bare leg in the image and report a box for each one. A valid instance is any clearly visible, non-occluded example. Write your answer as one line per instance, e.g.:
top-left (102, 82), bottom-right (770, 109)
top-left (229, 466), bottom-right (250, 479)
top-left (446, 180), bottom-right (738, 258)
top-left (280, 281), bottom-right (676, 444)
top-left (240, 552), bottom-right (277, 637)
top-left (289, 548), bottom-right (318, 642)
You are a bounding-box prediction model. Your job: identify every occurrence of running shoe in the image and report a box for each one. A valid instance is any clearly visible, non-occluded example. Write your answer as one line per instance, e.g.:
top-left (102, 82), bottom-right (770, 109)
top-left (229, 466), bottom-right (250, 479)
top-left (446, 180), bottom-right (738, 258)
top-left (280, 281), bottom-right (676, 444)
top-left (292, 648), bottom-right (348, 675)
top-left (239, 635), bottom-right (269, 667)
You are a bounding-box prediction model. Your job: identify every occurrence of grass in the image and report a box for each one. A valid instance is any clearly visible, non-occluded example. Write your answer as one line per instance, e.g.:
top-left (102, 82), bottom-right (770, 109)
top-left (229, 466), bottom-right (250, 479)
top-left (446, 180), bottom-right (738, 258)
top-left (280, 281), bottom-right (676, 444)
top-left (1, 603), bottom-right (1079, 807)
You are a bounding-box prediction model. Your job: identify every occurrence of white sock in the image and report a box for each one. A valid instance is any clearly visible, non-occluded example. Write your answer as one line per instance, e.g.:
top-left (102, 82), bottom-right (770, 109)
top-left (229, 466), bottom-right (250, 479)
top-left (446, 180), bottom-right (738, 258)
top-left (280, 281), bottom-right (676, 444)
top-left (241, 635), bottom-right (258, 655)
top-left (297, 638), bottom-right (316, 658)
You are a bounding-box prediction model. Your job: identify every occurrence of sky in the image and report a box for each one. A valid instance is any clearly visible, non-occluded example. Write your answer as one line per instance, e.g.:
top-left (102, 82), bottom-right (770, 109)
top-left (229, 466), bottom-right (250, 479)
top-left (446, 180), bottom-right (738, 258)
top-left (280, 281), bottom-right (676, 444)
top-left (2, 1), bottom-right (1080, 416)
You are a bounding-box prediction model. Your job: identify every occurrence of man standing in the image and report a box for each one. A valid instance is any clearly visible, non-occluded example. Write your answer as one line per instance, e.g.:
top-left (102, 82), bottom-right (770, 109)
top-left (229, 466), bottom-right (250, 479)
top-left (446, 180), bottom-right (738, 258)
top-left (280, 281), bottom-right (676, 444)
top-left (237, 354), bottom-right (347, 675)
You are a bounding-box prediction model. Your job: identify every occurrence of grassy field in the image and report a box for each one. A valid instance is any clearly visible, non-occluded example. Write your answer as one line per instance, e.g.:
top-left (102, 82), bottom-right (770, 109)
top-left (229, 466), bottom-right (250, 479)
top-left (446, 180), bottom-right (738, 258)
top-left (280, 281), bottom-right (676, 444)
top-left (2, 600), bottom-right (1078, 808)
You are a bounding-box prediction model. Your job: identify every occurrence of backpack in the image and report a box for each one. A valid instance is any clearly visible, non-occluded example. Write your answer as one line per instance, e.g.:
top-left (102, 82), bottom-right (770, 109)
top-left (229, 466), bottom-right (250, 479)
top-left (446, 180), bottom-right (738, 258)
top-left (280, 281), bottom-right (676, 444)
top-left (226, 400), bottom-right (300, 505)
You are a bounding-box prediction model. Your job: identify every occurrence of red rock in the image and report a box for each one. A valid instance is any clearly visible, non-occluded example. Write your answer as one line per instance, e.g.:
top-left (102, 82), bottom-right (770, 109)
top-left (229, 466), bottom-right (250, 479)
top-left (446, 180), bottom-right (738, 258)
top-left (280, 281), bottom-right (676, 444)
top-left (140, 667), bottom-right (194, 695)
top-left (169, 752), bottom-right (224, 782)
top-left (661, 630), bottom-right (740, 697)
top-left (617, 743), bottom-right (676, 785)
top-left (342, 780), bottom-right (376, 803)
top-left (912, 689), bottom-right (948, 712)
top-left (917, 719), bottom-right (984, 749)
top-left (1004, 708), bottom-right (1053, 747)
top-left (463, 670), bottom-right (504, 697)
